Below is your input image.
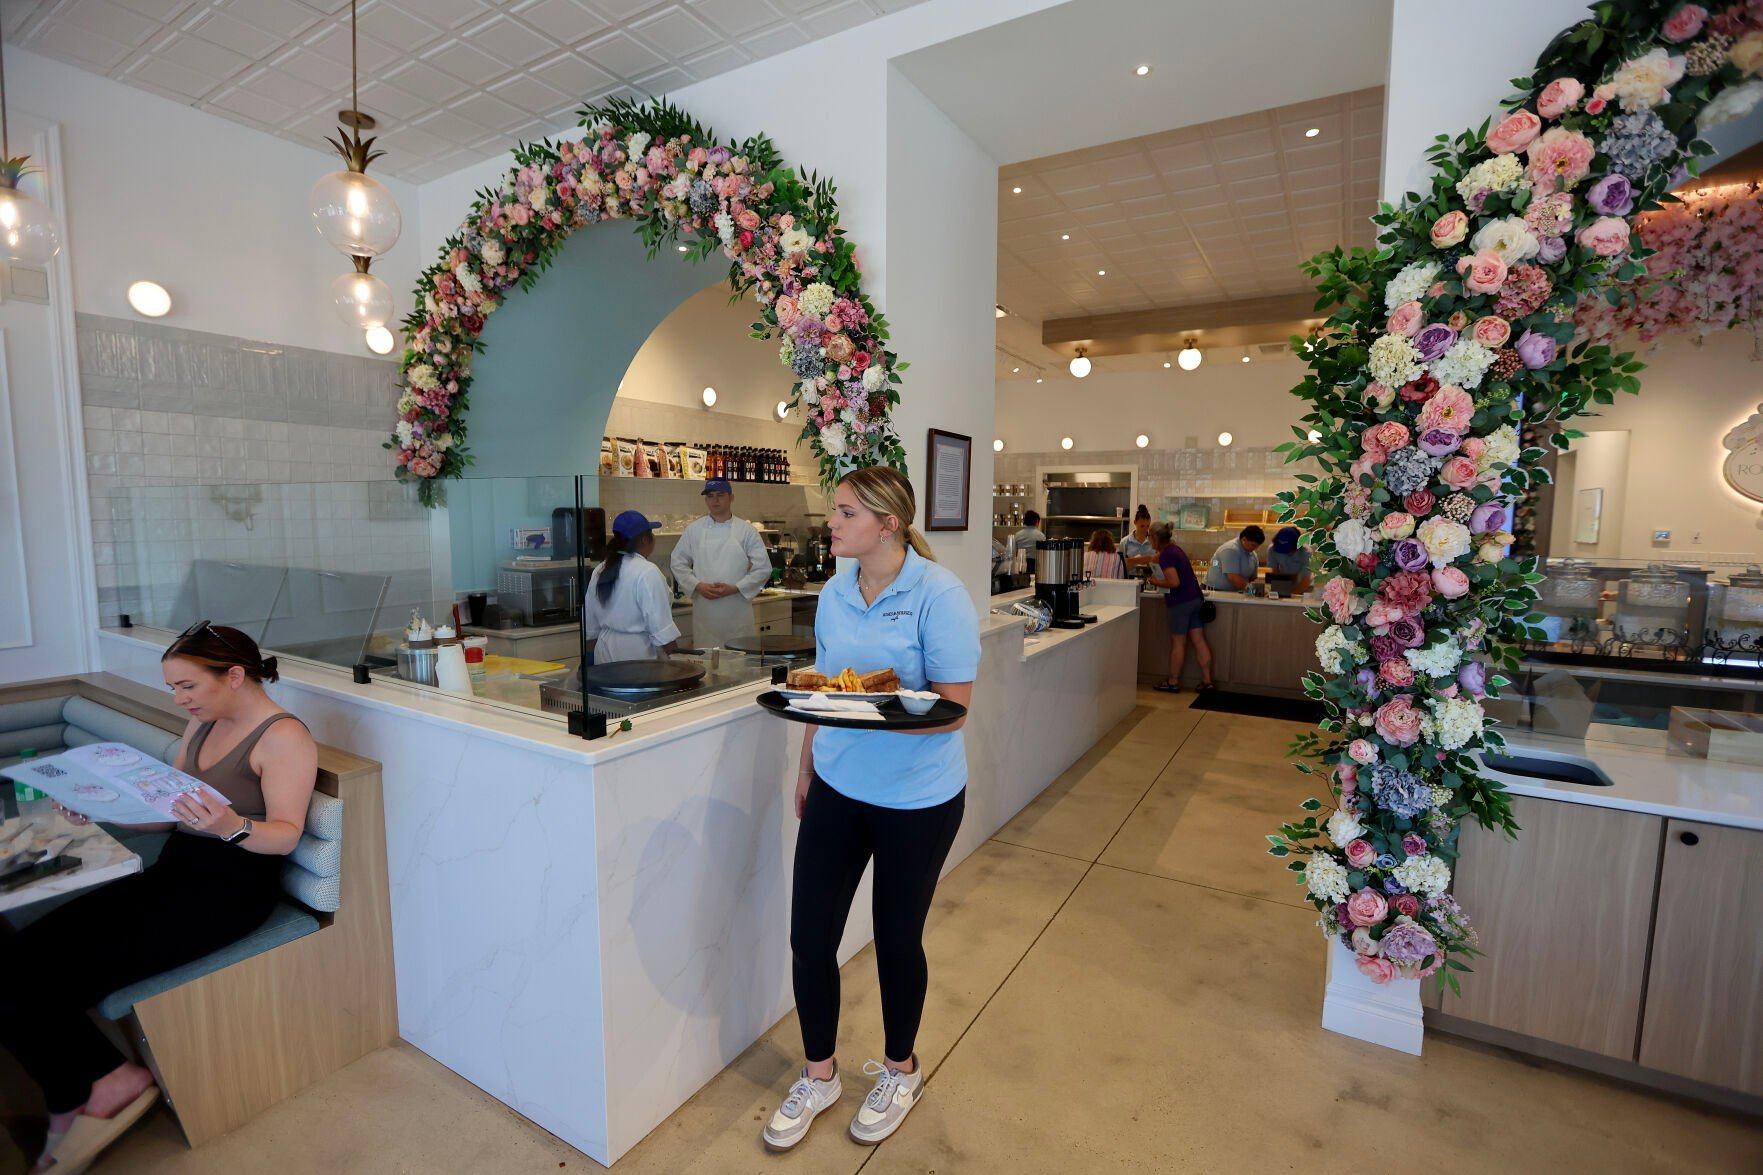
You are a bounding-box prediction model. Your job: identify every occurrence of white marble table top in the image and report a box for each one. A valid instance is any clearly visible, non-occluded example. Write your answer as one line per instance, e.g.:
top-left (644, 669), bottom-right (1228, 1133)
top-left (0, 813), bottom-right (141, 913)
top-left (1486, 732), bottom-right (1763, 831)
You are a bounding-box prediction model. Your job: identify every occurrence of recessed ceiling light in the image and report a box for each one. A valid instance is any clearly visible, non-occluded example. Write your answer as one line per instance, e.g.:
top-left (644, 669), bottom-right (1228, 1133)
top-left (776, 400), bottom-right (790, 421)
top-left (993, 438), bottom-right (1005, 452)
top-left (1135, 65), bottom-right (1152, 77)
top-left (995, 304), bottom-right (1008, 318)
top-left (1061, 436), bottom-right (1074, 450)
top-left (1304, 127), bottom-right (1320, 138)
top-left (1218, 431), bottom-right (1234, 447)
top-left (1096, 269), bottom-right (1107, 276)
top-left (1135, 434), bottom-right (1150, 448)
top-left (1241, 355), bottom-right (1251, 364)
top-left (1061, 233), bottom-right (1070, 241)
top-left (702, 386), bottom-right (717, 407)
top-left (364, 325), bottom-right (395, 354)
top-left (1011, 186), bottom-right (1022, 194)
top-left (127, 280), bottom-right (171, 318)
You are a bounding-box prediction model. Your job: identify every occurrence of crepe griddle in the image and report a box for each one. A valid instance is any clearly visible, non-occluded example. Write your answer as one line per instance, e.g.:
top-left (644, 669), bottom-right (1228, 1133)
top-left (579, 658), bottom-right (706, 697)
top-left (723, 634), bottom-right (816, 657)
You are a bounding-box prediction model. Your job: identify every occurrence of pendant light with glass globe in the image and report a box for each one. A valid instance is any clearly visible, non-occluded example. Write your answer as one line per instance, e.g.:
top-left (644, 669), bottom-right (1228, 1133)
top-left (1176, 338), bottom-right (1203, 371)
top-left (0, 37), bottom-right (61, 267)
top-left (1068, 347), bottom-right (1092, 379)
top-left (310, 0), bottom-right (401, 331)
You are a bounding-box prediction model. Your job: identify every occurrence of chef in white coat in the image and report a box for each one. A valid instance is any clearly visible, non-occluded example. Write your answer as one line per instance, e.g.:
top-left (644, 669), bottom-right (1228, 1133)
top-left (583, 510), bottom-right (681, 663)
top-left (670, 477), bottom-right (773, 649)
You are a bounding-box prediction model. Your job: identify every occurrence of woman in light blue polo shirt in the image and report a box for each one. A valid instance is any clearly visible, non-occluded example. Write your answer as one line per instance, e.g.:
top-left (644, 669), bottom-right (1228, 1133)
top-left (762, 467), bottom-right (979, 1153)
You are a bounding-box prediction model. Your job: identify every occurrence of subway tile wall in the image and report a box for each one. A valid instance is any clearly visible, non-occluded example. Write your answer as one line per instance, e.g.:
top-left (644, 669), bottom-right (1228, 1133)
top-left (77, 314), bottom-right (432, 630)
top-left (994, 444), bottom-right (1319, 518)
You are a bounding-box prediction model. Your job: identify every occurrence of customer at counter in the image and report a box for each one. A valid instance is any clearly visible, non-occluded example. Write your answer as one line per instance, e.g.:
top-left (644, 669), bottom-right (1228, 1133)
top-left (766, 467), bottom-right (979, 1153)
top-left (582, 510), bottom-right (680, 662)
top-left (1266, 526), bottom-right (1313, 594)
top-left (1085, 529), bottom-right (1126, 579)
top-left (1205, 525), bottom-right (1264, 592)
top-left (1120, 505), bottom-right (1157, 571)
top-left (670, 477), bottom-right (772, 649)
top-left (1011, 510), bottom-right (1046, 557)
top-left (1146, 522), bottom-right (1214, 693)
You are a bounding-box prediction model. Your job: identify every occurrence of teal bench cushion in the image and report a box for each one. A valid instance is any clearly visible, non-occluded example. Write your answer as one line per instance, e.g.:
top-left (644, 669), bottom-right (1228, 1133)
top-left (95, 900), bottom-right (320, 1020)
top-left (60, 696), bottom-right (182, 764)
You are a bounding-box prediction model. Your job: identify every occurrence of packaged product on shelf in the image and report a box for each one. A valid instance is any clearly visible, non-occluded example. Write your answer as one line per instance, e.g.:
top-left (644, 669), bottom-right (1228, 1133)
top-left (616, 437), bottom-right (637, 477)
top-left (599, 437), bottom-right (615, 477)
top-left (685, 444), bottom-right (707, 480)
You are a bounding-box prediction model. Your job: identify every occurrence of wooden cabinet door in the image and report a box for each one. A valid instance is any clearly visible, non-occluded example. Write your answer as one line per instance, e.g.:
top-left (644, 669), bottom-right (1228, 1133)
top-left (1446, 795), bottom-right (1661, 1058)
top-left (1638, 820), bottom-right (1763, 1096)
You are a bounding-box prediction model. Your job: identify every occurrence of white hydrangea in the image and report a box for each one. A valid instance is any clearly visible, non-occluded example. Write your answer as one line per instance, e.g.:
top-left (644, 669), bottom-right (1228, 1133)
top-left (819, 422), bottom-right (848, 457)
top-left (1385, 259), bottom-right (1441, 310)
top-left (1429, 784), bottom-right (1454, 812)
top-left (1455, 153), bottom-right (1528, 203)
top-left (397, 392), bottom-right (418, 415)
top-left (1404, 638), bottom-right (1464, 679)
top-left (1369, 333), bottom-right (1424, 387)
top-left (1479, 424), bottom-right (1520, 472)
top-left (528, 184), bottom-right (549, 213)
top-left (395, 420), bottom-right (415, 446)
top-left (1700, 79), bottom-right (1763, 129)
top-left (799, 379), bottom-right (821, 406)
top-left (479, 239), bottom-right (504, 267)
top-left (407, 364), bottom-right (438, 391)
top-left (1327, 810), bottom-right (1365, 848)
top-left (454, 265), bottom-right (482, 296)
top-left (778, 339), bottom-right (795, 368)
top-left (1304, 852), bottom-right (1351, 905)
top-left (626, 131), bottom-right (652, 160)
top-left (1429, 339), bottom-right (1496, 390)
top-left (1471, 216), bottom-right (1540, 264)
top-left (798, 282), bottom-right (835, 318)
top-left (1332, 518), bottom-right (1376, 561)
top-left (861, 364), bottom-right (886, 393)
top-left (1315, 625), bottom-right (1367, 674)
top-left (714, 212), bottom-right (735, 246)
top-left (1427, 695), bottom-right (1485, 750)
top-left (1393, 853), bottom-right (1452, 898)
top-left (780, 225), bottom-right (814, 256)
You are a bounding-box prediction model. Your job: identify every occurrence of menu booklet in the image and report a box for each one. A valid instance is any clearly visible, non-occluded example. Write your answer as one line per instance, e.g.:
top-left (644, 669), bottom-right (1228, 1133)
top-left (1, 743), bottom-right (228, 825)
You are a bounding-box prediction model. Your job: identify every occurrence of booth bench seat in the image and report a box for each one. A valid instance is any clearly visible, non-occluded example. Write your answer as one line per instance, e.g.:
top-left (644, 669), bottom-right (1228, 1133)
top-left (0, 674), bottom-right (396, 1147)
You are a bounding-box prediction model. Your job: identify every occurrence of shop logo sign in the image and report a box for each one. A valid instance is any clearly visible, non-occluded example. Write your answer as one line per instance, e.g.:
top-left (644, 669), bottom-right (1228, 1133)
top-left (1724, 404), bottom-right (1763, 505)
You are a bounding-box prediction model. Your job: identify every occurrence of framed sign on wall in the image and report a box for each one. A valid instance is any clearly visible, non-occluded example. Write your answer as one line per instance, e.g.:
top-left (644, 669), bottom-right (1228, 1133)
top-left (925, 428), bottom-right (972, 532)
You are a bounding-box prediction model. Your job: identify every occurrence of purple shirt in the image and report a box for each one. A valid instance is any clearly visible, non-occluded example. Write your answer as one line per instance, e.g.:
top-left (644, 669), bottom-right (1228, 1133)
top-left (1160, 544), bottom-right (1202, 605)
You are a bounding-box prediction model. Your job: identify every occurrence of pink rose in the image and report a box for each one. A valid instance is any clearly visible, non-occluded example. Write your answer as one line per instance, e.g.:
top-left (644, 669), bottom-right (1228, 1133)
top-left (775, 295), bottom-right (800, 328)
top-left (1374, 696), bottom-right (1425, 746)
top-left (1526, 127), bottom-right (1596, 194)
top-left (1365, 599), bottom-right (1400, 629)
top-left (1662, 4), bottom-right (1707, 42)
top-left (1337, 763), bottom-right (1358, 787)
top-left (1432, 566), bottom-right (1471, 598)
top-left (1536, 76), bottom-right (1586, 119)
top-left (1351, 928), bottom-right (1379, 957)
top-left (1323, 577), bottom-right (1358, 624)
top-left (1460, 436), bottom-right (1488, 461)
top-left (1356, 955), bottom-right (1398, 984)
top-left (1369, 421), bottom-right (1411, 452)
top-left (1355, 552), bottom-right (1378, 573)
top-left (1388, 300), bottom-right (1425, 337)
top-left (1365, 382), bottom-right (1396, 411)
top-left (1417, 385), bottom-right (1476, 434)
top-left (1346, 888), bottom-right (1389, 927)
top-left (1439, 455), bottom-right (1480, 490)
top-left (1430, 211), bottom-right (1469, 249)
top-left (1391, 894), bottom-right (1422, 918)
top-left (1457, 249), bottom-right (1509, 295)
top-left (1347, 738), bottom-right (1379, 765)
top-left (1379, 512), bottom-right (1417, 541)
top-left (1585, 92), bottom-right (1608, 116)
top-left (1471, 316), bottom-right (1511, 348)
top-left (1344, 839), bottom-right (1376, 869)
top-left (1380, 659), bottom-right (1416, 687)
top-left (1577, 216), bottom-right (1631, 257)
top-left (1486, 109), bottom-right (1542, 155)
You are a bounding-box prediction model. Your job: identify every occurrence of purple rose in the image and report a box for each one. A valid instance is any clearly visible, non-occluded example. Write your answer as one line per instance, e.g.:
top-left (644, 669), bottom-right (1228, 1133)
top-left (1458, 660), bottom-right (1487, 697)
top-left (1390, 616), bottom-right (1426, 649)
top-left (1465, 187), bottom-right (1489, 214)
top-left (1401, 833), bottom-right (1427, 857)
top-left (1413, 323), bottom-right (1458, 364)
top-left (1469, 501), bottom-right (1507, 535)
top-left (707, 145), bottom-right (732, 165)
top-left (1392, 538), bottom-right (1430, 572)
top-left (1382, 876), bottom-right (1408, 895)
top-left (1587, 173), bottom-right (1634, 216)
top-left (1369, 635), bottom-right (1403, 664)
top-left (1419, 428), bottom-right (1462, 457)
top-left (1379, 920), bottom-right (1438, 963)
top-left (1356, 667), bottom-right (1379, 692)
top-left (1536, 235), bottom-right (1568, 264)
top-left (1516, 329), bottom-right (1557, 370)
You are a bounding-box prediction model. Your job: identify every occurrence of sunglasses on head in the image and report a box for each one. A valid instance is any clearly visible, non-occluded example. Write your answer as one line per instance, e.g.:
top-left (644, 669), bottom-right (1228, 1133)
top-left (175, 619), bottom-right (258, 664)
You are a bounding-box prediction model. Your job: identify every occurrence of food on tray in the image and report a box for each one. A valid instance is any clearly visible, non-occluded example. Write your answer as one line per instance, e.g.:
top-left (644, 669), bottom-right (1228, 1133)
top-left (785, 666), bottom-right (900, 694)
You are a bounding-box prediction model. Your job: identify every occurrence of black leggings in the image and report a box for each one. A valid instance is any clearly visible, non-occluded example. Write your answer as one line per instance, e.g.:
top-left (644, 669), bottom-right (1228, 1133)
top-left (790, 776), bottom-right (964, 1064)
top-left (0, 833), bottom-right (280, 1113)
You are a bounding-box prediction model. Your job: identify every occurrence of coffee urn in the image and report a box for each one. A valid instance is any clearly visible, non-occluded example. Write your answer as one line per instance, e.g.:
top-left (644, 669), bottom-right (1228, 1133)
top-left (1034, 539), bottom-right (1095, 629)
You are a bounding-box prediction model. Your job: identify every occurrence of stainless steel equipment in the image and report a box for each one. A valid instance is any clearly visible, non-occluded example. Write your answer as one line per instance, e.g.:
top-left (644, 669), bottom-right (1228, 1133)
top-left (496, 560), bottom-right (581, 627)
top-left (1043, 471), bottom-right (1131, 541)
top-left (1033, 538), bottom-right (1092, 629)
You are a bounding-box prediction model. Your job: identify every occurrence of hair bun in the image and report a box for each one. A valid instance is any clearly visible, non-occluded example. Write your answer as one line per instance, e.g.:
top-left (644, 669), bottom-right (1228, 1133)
top-left (259, 655), bottom-right (280, 683)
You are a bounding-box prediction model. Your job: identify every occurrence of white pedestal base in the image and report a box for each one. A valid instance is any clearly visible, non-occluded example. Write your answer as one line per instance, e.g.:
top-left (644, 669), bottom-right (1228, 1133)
top-left (1321, 937), bottom-right (1425, 1055)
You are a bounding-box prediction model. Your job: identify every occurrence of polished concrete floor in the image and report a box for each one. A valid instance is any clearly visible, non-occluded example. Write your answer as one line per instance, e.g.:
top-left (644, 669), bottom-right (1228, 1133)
top-left (7, 688), bottom-right (1761, 1173)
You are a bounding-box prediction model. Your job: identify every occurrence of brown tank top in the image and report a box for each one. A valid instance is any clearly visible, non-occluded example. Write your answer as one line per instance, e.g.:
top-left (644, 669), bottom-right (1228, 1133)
top-left (178, 713), bottom-right (306, 838)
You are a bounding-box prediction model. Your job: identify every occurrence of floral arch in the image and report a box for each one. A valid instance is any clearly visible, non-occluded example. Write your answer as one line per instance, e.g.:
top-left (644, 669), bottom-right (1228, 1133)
top-left (390, 99), bottom-right (906, 506)
top-left (1267, 0), bottom-right (1763, 988)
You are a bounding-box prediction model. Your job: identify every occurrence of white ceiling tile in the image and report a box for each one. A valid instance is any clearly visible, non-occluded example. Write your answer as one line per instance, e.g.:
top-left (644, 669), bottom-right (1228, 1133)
top-left (357, 77), bottom-right (429, 120)
top-left (112, 0), bottom-right (193, 19)
top-left (632, 65), bottom-right (695, 96)
top-left (355, 1), bottom-right (445, 52)
top-left (682, 43), bottom-right (749, 75)
top-left (739, 22), bottom-right (806, 57)
top-left (61, 0), bottom-right (159, 46)
top-left (218, 0), bottom-right (321, 40)
top-left (449, 91), bottom-right (531, 134)
top-left (129, 54), bottom-right (222, 99)
top-left (488, 73), bottom-right (572, 115)
top-left (689, 0), bottom-right (780, 37)
top-left (631, 8), bottom-right (720, 59)
top-left (239, 65), bottom-right (328, 107)
top-left (401, 0), bottom-right (493, 30)
top-left (511, 0), bottom-right (609, 44)
top-left (412, 107), bottom-right (492, 144)
top-left (463, 14), bottom-right (558, 67)
top-left (579, 29), bottom-right (665, 79)
top-left (208, 84), bottom-right (298, 125)
top-left (530, 51), bottom-right (617, 97)
top-left (29, 22), bottom-right (135, 69)
top-left (185, 11), bottom-right (281, 57)
top-left (275, 45), bottom-right (353, 89)
top-left (800, 0), bottom-right (870, 37)
top-left (383, 58), bottom-right (468, 102)
top-left (593, 0), bottom-right (672, 19)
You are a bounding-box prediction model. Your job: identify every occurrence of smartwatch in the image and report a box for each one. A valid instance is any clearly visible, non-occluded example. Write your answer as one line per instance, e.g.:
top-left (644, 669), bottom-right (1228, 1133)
top-left (222, 817), bottom-right (254, 845)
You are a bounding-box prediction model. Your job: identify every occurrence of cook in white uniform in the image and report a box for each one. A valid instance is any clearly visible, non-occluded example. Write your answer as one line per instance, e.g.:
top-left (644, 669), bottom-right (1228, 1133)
top-left (670, 477), bottom-right (773, 649)
top-left (583, 510), bottom-right (681, 663)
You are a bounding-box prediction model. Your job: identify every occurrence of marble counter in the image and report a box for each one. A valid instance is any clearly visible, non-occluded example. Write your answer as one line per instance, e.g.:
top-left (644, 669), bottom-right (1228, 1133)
top-left (1484, 732), bottom-right (1763, 831)
top-left (96, 590), bottom-right (1139, 1165)
top-left (0, 813), bottom-right (141, 914)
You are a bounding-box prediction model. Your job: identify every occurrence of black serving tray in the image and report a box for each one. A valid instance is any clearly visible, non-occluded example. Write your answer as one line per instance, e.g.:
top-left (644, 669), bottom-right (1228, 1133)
top-left (755, 690), bottom-right (967, 730)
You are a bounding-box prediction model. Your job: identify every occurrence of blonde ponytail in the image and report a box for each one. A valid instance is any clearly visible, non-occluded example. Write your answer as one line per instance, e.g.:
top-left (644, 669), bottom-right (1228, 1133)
top-left (837, 465), bottom-right (937, 562)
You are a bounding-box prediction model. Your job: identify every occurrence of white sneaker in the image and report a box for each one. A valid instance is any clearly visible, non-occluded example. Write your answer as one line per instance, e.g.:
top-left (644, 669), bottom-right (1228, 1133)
top-left (762, 1065), bottom-right (842, 1152)
top-left (848, 1057), bottom-right (923, 1145)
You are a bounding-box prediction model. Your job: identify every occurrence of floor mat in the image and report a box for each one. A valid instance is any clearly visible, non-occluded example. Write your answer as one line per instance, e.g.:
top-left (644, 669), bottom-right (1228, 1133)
top-left (1186, 690), bottom-right (1323, 724)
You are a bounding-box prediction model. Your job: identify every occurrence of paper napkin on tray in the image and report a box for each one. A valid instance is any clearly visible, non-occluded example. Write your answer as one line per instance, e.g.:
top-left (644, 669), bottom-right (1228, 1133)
top-left (787, 694), bottom-right (886, 721)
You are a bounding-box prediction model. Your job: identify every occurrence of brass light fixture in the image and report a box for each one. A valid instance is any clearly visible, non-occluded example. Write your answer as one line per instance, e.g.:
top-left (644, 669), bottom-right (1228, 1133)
top-left (310, 0), bottom-right (400, 330)
top-left (0, 36), bottom-right (60, 266)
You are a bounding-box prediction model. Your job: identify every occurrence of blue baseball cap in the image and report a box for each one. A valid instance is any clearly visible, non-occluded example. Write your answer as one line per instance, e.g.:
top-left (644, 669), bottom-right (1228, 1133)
top-left (1272, 526), bottom-right (1301, 554)
top-left (700, 477), bottom-right (733, 496)
top-left (611, 510), bottom-right (660, 541)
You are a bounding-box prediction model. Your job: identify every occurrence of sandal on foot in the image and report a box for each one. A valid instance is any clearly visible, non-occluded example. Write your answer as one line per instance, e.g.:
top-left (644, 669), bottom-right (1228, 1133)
top-left (1152, 682), bottom-right (1182, 693)
top-left (35, 1087), bottom-right (158, 1175)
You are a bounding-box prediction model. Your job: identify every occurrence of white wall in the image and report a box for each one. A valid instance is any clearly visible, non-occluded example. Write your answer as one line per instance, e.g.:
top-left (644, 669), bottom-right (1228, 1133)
top-left (620, 285), bottom-right (799, 424)
top-left (7, 48), bottom-right (424, 355)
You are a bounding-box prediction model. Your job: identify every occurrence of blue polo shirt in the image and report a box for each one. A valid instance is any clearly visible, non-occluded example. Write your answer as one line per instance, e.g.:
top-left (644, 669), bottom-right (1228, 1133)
top-left (812, 547), bottom-right (981, 809)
